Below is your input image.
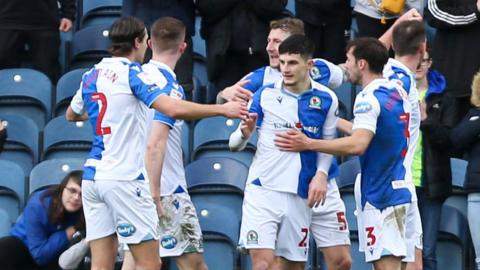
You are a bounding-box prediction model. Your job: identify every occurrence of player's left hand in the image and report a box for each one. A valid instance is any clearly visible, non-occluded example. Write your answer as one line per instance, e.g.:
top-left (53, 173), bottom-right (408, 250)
top-left (59, 18), bottom-right (73, 32)
top-left (222, 101), bottom-right (249, 120)
top-left (274, 129), bottom-right (310, 152)
top-left (308, 171), bottom-right (328, 208)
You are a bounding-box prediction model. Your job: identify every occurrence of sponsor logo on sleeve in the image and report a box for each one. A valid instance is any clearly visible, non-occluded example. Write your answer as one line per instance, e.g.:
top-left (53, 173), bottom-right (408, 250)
top-left (310, 67), bottom-right (322, 80)
top-left (354, 102), bottom-right (372, 114)
top-left (117, 223), bottom-right (136, 237)
top-left (246, 230), bottom-right (258, 245)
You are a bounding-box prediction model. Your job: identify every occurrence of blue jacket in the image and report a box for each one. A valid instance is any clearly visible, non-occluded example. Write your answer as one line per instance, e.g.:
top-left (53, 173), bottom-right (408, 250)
top-left (10, 190), bottom-right (78, 266)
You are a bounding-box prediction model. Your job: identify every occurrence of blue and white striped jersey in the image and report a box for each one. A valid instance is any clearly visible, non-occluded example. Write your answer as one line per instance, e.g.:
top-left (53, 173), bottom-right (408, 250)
top-left (383, 58), bottom-right (420, 201)
top-left (352, 78), bottom-right (412, 210)
top-left (247, 79), bottom-right (338, 199)
top-left (70, 57), bottom-right (167, 181)
top-left (241, 58), bottom-right (344, 93)
top-left (142, 60), bottom-right (187, 196)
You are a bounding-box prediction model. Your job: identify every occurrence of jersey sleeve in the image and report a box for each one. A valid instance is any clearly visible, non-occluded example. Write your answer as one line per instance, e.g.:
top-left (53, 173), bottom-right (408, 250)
top-left (311, 58), bottom-right (344, 89)
top-left (316, 91), bottom-right (338, 174)
top-left (241, 67), bottom-right (265, 93)
top-left (128, 64), bottom-right (173, 107)
top-left (70, 85), bottom-right (85, 115)
top-left (248, 87), bottom-right (265, 127)
top-left (352, 91), bottom-right (381, 134)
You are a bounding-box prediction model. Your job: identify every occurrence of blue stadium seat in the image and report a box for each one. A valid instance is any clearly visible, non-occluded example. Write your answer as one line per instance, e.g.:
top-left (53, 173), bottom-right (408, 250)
top-left (29, 158), bottom-right (85, 194)
top-left (0, 209), bottom-right (11, 237)
top-left (0, 114), bottom-right (39, 176)
top-left (193, 58), bottom-right (208, 89)
top-left (42, 116), bottom-right (92, 160)
top-left (0, 68), bottom-right (52, 129)
top-left (192, 117), bottom-right (258, 166)
top-left (334, 82), bottom-right (355, 120)
top-left (437, 205), bottom-right (469, 270)
top-left (55, 68), bottom-right (89, 116)
top-left (193, 16), bottom-right (206, 58)
top-left (192, 75), bottom-right (206, 104)
top-left (0, 160), bottom-right (25, 224)
top-left (70, 25), bottom-right (111, 70)
top-left (286, 0), bottom-right (296, 15)
top-left (80, 0), bottom-right (121, 28)
top-left (337, 157), bottom-right (360, 190)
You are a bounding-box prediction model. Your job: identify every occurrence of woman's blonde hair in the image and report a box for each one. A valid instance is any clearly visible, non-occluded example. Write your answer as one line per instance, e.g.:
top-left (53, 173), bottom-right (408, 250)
top-left (471, 71), bottom-right (480, 107)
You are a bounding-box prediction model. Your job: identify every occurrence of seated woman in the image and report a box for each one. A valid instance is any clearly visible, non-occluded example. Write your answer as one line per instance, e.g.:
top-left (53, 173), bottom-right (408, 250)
top-left (0, 170), bottom-right (84, 270)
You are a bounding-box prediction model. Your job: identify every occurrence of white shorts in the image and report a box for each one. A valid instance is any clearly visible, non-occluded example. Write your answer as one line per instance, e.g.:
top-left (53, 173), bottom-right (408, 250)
top-left (360, 202), bottom-right (409, 262)
top-left (158, 192), bottom-right (204, 257)
top-left (239, 184), bottom-right (312, 262)
top-left (311, 179), bottom-right (351, 248)
top-left (403, 199), bottom-right (423, 262)
top-left (82, 180), bottom-right (159, 244)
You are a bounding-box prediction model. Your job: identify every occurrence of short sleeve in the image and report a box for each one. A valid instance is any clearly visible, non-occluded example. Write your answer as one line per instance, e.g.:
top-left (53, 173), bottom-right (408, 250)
top-left (352, 91), bottom-right (381, 133)
top-left (128, 64), bottom-right (173, 107)
top-left (241, 67), bottom-right (265, 93)
top-left (249, 88), bottom-right (264, 127)
top-left (70, 84), bottom-right (85, 115)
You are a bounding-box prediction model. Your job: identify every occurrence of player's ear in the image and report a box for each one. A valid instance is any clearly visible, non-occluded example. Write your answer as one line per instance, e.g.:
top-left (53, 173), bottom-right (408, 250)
top-left (357, 59), bottom-right (367, 70)
top-left (179, 42), bottom-right (187, 54)
top-left (307, 59), bottom-right (314, 69)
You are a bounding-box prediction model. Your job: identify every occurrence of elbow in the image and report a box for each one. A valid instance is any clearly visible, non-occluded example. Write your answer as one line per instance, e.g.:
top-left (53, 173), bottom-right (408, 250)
top-left (348, 144), bottom-right (367, 156)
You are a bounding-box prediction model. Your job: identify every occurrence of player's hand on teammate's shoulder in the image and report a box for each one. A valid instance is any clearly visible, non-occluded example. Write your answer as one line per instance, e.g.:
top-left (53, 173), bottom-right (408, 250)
top-left (274, 129), bottom-right (311, 152)
top-left (308, 171), bottom-right (328, 208)
top-left (221, 80), bottom-right (253, 103)
top-left (221, 100), bottom-right (249, 120)
top-left (240, 113), bottom-right (258, 139)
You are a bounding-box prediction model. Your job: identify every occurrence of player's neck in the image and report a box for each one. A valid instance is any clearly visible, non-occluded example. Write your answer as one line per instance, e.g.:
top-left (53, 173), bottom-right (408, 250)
top-left (361, 72), bottom-right (383, 88)
top-left (394, 55), bottom-right (420, 74)
top-left (151, 53), bottom-right (180, 71)
top-left (284, 78), bottom-right (311, 94)
top-left (416, 77), bottom-right (428, 91)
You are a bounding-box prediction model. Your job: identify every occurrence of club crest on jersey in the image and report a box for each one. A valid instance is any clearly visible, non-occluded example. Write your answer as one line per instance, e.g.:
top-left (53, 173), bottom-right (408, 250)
top-left (309, 96), bottom-right (322, 109)
top-left (354, 102), bottom-right (372, 114)
top-left (310, 67), bottom-right (322, 80)
top-left (246, 230), bottom-right (258, 245)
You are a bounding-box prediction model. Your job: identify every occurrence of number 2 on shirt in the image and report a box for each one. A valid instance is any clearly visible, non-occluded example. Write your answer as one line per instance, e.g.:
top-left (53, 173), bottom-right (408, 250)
top-left (91, 93), bottom-right (111, 135)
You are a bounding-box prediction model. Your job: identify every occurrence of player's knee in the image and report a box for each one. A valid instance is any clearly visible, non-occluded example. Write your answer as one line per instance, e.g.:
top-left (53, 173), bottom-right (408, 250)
top-left (337, 255), bottom-right (352, 270)
top-left (135, 257), bottom-right (162, 270)
top-left (252, 260), bottom-right (271, 270)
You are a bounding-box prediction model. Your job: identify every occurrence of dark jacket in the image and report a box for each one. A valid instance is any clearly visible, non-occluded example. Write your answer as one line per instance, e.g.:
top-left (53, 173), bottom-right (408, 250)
top-left (10, 190), bottom-right (79, 266)
top-left (295, 0), bottom-right (351, 26)
top-left (420, 70), bottom-right (456, 199)
top-left (196, 0), bottom-right (286, 81)
top-left (122, 0), bottom-right (195, 36)
top-left (0, 0), bottom-right (75, 30)
top-left (426, 0), bottom-right (480, 98)
top-left (451, 107), bottom-right (480, 193)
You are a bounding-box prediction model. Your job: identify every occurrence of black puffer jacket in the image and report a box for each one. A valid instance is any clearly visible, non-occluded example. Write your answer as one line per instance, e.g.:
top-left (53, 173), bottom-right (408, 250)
top-left (295, 0), bottom-right (351, 25)
top-left (451, 107), bottom-right (480, 193)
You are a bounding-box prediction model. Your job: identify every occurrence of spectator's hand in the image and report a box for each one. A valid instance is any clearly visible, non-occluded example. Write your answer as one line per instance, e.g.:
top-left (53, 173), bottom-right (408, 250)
top-left (420, 100), bottom-right (427, 121)
top-left (240, 113), bottom-right (258, 139)
top-left (397, 8), bottom-right (422, 24)
top-left (221, 80), bottom-right (253, 102)
top-left (221, 101), bottom-right (248, 120)
top-left (59, 18), bottom-right (73, 32)
top-left (274, 129), bottom-right (311, 152)
top-left (307, 171), bottom-right (328, 208)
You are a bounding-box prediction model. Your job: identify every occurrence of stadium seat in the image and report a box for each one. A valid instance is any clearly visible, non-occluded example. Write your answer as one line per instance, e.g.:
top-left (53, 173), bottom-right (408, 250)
top-left (0, 209), bottom-right (10, 237)
top-left (337, 157), bottom-right (360, 190)
top-left (193, 57), bottom-right (208, 89)
top-left (192, 75), bottom-right (206, 104)
top-left (42, 116), bottom-right (92, 160)
top-left (80, 0), bottom-right (121, 28)
top-left (349, 237), bottom-right (373, 270)
top-left (192, 117), bottom-right (257, 166)
top-left (0, 68), bottom-right (52, 129)
top-left (29, 158), bottom-right (85, 194)
top-left (193, 16), bottom-right (206, 58)
top-left (0, 114), bottom-right (39, 176)
top-left (334, 82), bottom-right (355, 120)
top-left (437, 205), bottom-right (469, 270)
top-left (0, 160), bottom-right (26, 224)
top-left (54, 68), bottom-right (89, 116)
top-left (286, 0), bottom-right (296, 15)
top-left (185, 157), bottom-right (249, 223)
top-left (69, 25), bottom-right (112, 70)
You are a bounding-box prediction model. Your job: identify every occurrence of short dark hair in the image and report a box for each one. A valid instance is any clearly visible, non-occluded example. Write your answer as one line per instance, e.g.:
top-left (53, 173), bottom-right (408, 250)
top-left (109, 16), bottom-right (146, 57)
top-left (392, 20), bottom-right (426, 57)
top-left (270, 17), bottom-right (305, 35)
top-left (278, 34), bottom-right (315, 60)
top-left (346, 37), bottom-right (388, 74)
top-left (150, 17), bottom-right (186, 53)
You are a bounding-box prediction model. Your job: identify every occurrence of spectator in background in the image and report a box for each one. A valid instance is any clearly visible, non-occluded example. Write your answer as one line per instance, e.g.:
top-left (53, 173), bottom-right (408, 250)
top-left (426, 0), bottom-right (480, 124)
top-left (414, 48), bottom-right (454, 270)
top-left (295, 0), bottom-right (351, 64)
top-left (451, 72), bottom-right (480, 270)
top-left (0, 0), bottom-right (75, 83)
top-left (0, 170), bottom-right (85, 270)
top-left (354, 0), bottom-right (423, 38)
top-left (122, 0), bottom-right (195, 100)
top-left (196, 0), bottom-right (287, 98)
